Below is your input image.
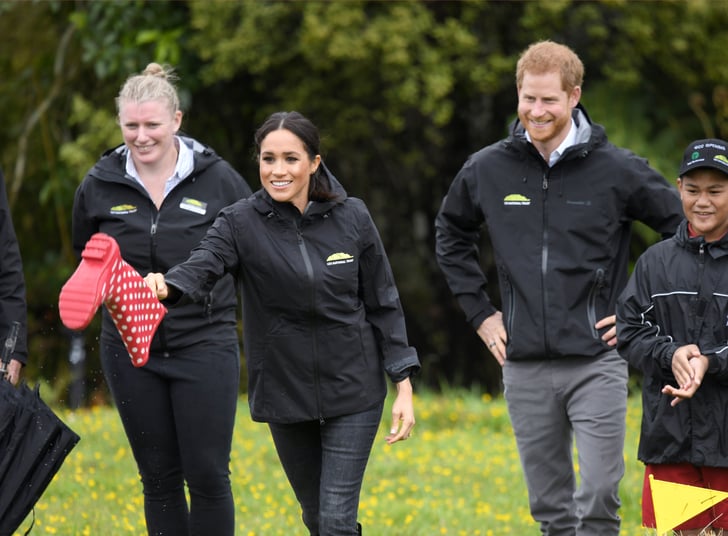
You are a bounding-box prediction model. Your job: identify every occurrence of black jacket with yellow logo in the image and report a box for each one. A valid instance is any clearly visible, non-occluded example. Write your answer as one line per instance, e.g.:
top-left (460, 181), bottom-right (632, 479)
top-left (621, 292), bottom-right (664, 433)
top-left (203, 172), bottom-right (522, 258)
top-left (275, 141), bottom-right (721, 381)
top-left (617, 220), bottom-right (728, 466)
top-left (435, 105), bottom-right (683, 361)
top-left (71, 136), bottom-right (252, 351)
top-left (164, 167), bottom-right (420, 423)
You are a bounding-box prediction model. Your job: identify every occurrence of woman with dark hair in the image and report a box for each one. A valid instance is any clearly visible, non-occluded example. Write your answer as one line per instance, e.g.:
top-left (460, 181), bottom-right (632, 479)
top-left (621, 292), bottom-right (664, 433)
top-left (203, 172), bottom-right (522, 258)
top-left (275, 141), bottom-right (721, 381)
top-left (145, 111), bottom-right (420, 535)
top-left (254, 111), bottom-right (339, 203)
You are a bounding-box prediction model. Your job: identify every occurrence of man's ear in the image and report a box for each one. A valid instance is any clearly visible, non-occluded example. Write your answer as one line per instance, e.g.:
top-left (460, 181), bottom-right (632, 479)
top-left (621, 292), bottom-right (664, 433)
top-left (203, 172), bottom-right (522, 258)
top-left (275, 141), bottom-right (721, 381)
top-left (569, 86), bottom-right (581, 108)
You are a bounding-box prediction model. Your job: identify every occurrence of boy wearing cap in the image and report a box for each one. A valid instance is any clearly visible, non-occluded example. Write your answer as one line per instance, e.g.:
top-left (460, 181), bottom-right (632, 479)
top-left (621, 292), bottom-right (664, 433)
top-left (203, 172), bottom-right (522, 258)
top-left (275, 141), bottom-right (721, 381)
top-left (617, 138), bottom-right (728, 535)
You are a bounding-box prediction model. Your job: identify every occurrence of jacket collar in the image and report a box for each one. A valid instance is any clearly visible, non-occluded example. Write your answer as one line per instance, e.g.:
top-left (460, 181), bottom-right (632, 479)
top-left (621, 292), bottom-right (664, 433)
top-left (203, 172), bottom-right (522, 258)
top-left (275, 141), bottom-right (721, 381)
top-left (508, 103), bottom-right (605, 158)
top-left (675, 219), bottom-right (728, 259)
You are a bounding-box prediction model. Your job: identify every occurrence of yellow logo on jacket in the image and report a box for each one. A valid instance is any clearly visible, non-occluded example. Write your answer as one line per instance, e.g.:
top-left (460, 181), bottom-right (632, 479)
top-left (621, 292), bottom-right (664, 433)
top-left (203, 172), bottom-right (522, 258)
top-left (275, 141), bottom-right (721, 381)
top-left (326, 252), bottom-right (354, 266)
top-left (503, 194), bottom-right (531, 206)
top-left (109, 204), bottom-right (137, 215)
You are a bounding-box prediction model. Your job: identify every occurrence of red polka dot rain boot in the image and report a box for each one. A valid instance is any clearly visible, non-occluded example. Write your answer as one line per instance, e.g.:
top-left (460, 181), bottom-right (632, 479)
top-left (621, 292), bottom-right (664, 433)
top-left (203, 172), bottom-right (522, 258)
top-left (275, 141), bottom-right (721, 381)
top-left (59, 232), bottom-right (166, 366)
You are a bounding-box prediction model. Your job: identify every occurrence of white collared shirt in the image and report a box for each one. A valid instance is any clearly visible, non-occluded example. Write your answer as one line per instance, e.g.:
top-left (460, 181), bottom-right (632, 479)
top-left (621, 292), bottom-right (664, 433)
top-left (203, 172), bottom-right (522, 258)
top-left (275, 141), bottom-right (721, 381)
top-left (125, 136), bottom-right (194, 199)
top-left (526, 118), bottom-right (577, 167)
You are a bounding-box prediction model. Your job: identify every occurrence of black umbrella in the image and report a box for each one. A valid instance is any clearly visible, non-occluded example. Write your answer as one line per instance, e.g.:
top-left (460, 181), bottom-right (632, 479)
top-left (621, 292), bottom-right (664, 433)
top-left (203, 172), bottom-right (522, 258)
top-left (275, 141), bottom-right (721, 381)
top-left (0, 323), bottom-right (81, 536)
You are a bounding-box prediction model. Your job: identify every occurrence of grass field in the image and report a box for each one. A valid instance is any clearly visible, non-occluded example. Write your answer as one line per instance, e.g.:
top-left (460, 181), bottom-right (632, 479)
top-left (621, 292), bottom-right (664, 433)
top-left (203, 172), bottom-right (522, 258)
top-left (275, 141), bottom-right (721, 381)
top-left (11, 389), bottom-right (650, 535)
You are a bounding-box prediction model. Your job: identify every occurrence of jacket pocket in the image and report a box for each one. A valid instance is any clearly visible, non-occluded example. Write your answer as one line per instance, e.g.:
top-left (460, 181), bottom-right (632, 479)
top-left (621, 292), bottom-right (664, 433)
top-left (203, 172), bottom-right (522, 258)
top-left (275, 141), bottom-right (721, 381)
top-left (499, 265), bottom-right (516, 342)
top-left (587, 268), bottom-right (606, 339)
top-left (316, 324), bottom-right (372, 390)
top-left (257, 322), bottom-right (317, 421)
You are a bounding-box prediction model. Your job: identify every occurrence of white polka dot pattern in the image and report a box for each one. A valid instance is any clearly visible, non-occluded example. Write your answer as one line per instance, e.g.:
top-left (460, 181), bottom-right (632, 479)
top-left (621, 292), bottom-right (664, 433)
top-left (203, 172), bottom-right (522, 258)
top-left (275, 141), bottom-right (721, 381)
top-left (104, 259), bottom-right (167, 367)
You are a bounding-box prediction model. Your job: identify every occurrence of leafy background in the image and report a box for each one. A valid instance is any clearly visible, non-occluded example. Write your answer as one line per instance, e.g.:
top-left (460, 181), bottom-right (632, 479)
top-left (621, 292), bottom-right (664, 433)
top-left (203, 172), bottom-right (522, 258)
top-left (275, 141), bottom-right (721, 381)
top-left (2, 0), bottom-right (727, 405)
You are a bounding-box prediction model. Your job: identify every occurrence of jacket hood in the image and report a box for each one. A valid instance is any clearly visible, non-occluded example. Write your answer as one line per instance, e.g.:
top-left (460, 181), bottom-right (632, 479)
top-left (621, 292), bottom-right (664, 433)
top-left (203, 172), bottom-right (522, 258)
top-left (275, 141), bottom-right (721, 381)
top-left (315, 161), bottom-right (347, 199)
top-left (673, 218), bottom-right (728, 258)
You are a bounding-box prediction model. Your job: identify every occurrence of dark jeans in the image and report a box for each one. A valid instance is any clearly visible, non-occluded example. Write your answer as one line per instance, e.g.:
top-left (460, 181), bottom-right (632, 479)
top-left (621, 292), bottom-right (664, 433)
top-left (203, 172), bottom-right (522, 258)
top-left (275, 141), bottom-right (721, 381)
top-left (101, 338), bottom-right (239, 536)
top-left (269, 402), bottom-right (383, 536)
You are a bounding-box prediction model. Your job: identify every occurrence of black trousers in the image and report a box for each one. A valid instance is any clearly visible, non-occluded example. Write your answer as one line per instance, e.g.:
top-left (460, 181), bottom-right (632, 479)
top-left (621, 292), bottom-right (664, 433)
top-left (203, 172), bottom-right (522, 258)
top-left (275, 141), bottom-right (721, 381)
top-left (101, 338), bottom-right (240, 536)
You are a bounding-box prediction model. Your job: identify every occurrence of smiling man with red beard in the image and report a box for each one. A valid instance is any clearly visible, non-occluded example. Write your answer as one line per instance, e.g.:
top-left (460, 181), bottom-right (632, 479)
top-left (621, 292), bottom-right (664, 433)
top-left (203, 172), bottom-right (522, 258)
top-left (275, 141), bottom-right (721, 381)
top-left (435, 40), bottom-right (684, 535)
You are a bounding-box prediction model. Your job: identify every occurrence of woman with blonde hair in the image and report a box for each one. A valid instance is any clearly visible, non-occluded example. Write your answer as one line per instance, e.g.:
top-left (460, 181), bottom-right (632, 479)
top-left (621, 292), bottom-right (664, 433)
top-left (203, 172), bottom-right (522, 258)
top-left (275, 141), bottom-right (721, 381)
top-left (66, 63), bottom-right (252, 535)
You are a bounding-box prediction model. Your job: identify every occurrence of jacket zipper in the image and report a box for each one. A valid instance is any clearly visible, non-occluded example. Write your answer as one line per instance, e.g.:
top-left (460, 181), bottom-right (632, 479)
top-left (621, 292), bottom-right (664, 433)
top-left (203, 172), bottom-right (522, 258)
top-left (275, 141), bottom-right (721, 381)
top-left (297, 224), bottom-right (325, 424)
top-left (541, 170), bottom-right (550, 354)
top-left (587, 268), bottom-right (606, 338)
top-left (693, 242), bottom-right (707, 339)
top-left (149, 209), bottom-right (167, 348)
top-left (502, 267), bottom-right (515, 339)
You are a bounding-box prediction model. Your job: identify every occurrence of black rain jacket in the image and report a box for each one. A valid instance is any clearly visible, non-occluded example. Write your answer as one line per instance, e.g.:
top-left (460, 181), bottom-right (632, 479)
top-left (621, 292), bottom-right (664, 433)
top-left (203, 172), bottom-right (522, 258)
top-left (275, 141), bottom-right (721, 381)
top-left (617, 220), bottom-right (728, 466)
top-left (164, 167), bottom-right (420, 423)
top-left (71, 136), bottom-right (252, 351)
top-left (436, 105), bottom-right (683, 361)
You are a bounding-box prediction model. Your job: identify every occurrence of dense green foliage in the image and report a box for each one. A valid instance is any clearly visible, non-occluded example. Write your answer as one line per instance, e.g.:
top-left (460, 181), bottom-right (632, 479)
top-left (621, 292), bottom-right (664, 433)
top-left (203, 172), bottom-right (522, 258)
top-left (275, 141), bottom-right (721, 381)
top-left (2, 0), bottom-right (728, 403)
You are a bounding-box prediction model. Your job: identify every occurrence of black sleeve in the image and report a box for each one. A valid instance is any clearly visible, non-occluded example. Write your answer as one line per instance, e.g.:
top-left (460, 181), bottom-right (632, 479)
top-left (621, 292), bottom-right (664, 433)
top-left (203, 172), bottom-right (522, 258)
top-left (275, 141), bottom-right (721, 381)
top-left (0, 169), bottom-right (27, 364)
top-left (435, 161), bottom-right (498, 330)
top-left (616, 253), bottom-right (677, 377)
